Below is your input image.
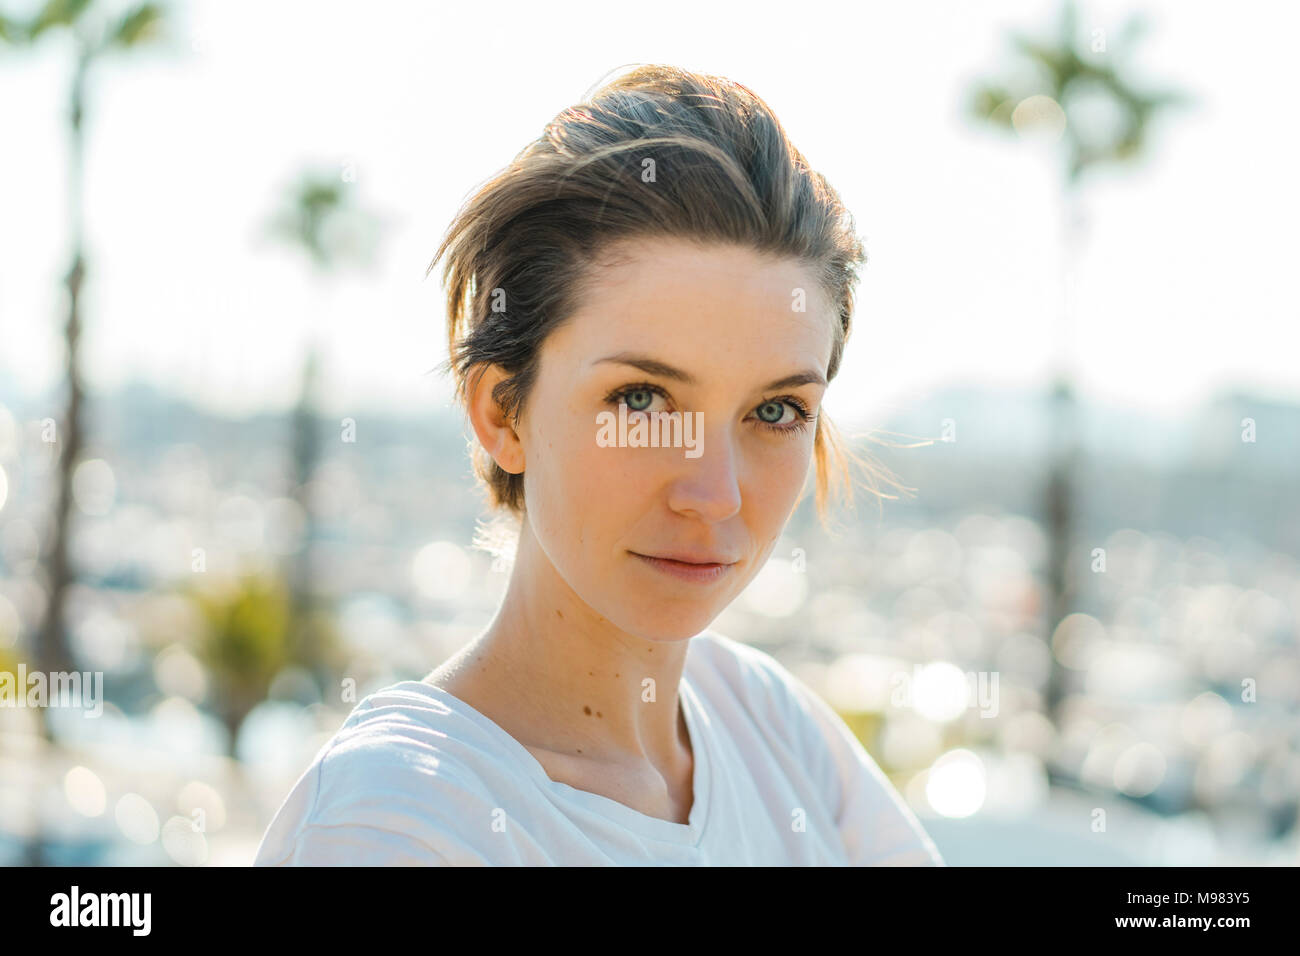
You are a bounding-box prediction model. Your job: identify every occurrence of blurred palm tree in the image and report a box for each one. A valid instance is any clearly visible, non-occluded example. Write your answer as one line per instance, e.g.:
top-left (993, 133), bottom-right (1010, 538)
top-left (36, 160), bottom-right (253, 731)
top-left (261, 169), bottom-right (383, 696)
top-left (967, 0), bottom-right (1187, 728)
top-left (2, 0), bottom-right (166, 868)
top-left (189, 573), bottom-right (291, 758)
top-left (1, 0), bottom-right (166, 731)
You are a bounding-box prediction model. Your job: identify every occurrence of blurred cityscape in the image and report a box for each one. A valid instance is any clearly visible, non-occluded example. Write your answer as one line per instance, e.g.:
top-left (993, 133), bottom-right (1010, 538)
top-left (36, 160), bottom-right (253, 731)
top-left (1, 381), bottom-right (1296, 865)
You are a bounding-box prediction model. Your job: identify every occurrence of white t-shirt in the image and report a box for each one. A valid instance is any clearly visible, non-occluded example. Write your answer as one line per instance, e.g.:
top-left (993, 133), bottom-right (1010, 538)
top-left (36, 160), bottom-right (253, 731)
top-left (254, 629), bottom-right (945, 866)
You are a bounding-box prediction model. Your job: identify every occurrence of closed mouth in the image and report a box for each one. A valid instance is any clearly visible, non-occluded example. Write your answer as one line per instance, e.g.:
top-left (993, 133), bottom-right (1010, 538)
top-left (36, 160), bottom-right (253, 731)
top-left (629, 552), bottom-right (738, 567)
top-left (628, 551), bottom-right (738, 583)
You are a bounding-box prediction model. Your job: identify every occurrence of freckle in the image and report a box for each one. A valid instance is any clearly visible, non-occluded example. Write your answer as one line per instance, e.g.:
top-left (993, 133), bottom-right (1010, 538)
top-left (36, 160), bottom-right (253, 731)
top-left (597, 711), bottom-right (602, 718)
top-left (577, 748), bottom-right (582, 753)
top-left (588, 671), bottom-right (593, 676)
top-left (615, 673), bottom-right (619, 678)
top-left (583, 705), bottom-right (591, 715)
top-left (556, 610), bottom-right (563, 619)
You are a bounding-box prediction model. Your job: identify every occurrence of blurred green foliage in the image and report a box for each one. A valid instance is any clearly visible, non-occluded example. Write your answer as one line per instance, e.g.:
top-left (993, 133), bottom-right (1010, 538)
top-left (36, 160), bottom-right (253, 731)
top-left (1, 0), bottom-right (165, 51)
top-left (185, 572), bottom-right (345, 754)
top-left (189, 575), bottom-right (292, 754)
top-left (0, 646), bottom-right (21, 686)
top-left (967, 0), bottom-right (1188, 183)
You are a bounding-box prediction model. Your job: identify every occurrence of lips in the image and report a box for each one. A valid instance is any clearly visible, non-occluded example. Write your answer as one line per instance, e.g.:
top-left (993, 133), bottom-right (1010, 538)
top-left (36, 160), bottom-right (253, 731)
top-left (632, 550), bottom-right (740, 566)
top-left (629, 550), bottom-right (739, 584)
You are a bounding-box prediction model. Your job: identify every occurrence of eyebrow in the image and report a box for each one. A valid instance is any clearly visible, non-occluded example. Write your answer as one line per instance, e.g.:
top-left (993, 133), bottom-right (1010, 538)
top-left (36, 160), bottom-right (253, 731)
top-left (593, 351), bottom-right (827, 392)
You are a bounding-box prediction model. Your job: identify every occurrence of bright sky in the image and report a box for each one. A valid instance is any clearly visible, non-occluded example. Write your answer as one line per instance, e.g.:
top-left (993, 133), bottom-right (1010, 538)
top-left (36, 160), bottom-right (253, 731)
top-left (2, 0), bottom-right (1297, 426)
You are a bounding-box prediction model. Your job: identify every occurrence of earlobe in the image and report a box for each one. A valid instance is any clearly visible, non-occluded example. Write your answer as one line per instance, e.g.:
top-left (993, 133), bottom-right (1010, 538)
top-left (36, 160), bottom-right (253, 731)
top-left (466, 363), bottom-right (525, 475)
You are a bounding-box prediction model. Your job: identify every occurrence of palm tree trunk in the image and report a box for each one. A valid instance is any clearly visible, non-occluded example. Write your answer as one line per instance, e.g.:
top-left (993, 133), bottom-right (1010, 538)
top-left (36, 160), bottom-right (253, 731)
top-left (289, 342), bottom-right (321, 682)
top-left (38, 50), bottom-right (91, 715)
top-left (1043, 189), bottom-right (1085, 727)
top-left (28, 47), bottom-right (92, 869)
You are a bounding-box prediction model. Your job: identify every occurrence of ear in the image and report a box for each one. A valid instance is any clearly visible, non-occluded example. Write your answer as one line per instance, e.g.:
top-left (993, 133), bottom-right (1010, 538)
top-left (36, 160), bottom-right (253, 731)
top-left (465, 363), bottom-right (525, 475)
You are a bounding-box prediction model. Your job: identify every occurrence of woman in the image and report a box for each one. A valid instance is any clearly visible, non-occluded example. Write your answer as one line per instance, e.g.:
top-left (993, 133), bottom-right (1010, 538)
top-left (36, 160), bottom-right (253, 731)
top-left (255, 64), bottom-right (945, 866)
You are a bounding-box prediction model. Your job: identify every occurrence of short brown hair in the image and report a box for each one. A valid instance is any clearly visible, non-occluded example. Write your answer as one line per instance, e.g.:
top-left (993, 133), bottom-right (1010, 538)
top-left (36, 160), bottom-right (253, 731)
top-left (429, 64), bottom-right (905, 527)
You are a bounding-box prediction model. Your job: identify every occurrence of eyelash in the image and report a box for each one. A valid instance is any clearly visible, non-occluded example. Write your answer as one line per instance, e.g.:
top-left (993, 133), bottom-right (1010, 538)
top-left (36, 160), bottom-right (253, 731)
top-left (602, 382), bottom-right (816, 436)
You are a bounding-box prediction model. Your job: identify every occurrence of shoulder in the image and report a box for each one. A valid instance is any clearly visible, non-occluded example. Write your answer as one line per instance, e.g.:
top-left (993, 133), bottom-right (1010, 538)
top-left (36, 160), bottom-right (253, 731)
top-left (687, 627), bottom-right (784, 684)
top-left (687, 627), bottom-right (850, 791)
top-left (689, 629), bottom-right (944, 866)
top-left (687, 628), bottom-right (827, 727)
top-left (318, 681), bottom-right (509, 800)
top-left (253, 681), bottom-right (521, 866)
top-left (686, 627), bottom-right (847, 774)
top-left (313, 681), bottom-right (496, 781)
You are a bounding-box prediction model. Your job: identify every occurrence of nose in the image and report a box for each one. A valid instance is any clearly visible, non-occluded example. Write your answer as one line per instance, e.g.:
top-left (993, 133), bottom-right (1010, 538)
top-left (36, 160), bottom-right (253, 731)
top-left (666, 423), bottom-right (742, 523)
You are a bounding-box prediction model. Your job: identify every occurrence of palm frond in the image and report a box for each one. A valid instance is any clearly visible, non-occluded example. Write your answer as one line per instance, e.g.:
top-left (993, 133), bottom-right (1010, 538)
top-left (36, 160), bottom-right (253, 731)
top-left (107, 2), bottom-right (164, 48)
top-left (27, 0), bottom-right (94, 40)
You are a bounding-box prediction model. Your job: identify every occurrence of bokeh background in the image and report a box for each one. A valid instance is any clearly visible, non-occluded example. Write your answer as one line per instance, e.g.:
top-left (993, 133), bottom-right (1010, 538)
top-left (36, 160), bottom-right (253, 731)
top-left (1, 0), bottom-right (1297, 866)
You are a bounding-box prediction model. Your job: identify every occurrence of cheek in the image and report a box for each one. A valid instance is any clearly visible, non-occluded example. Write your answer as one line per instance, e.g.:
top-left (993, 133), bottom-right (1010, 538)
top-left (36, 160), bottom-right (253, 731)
top-left (746, 436), bottom-right (814, 513)
top-left (525, 402), bottom-right (651, 536)
top-left (575, 444), bottom-right (668, 522)
top-left (739, 442), bottom-right (811, 569)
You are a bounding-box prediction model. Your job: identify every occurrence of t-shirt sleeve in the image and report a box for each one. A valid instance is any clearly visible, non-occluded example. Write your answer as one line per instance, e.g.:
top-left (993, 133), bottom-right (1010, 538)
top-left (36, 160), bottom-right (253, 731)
top-left (254, 735), bottom-right (506, 866)
top-left (786, 671), bottom-right (946, 866)
top-left (285, 822), bottom-right (461, 865)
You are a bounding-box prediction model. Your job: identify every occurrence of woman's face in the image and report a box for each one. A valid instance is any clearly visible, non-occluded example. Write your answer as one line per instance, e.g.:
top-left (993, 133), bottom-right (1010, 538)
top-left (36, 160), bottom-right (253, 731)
top-left (516, 237), bottom-right (836, 641)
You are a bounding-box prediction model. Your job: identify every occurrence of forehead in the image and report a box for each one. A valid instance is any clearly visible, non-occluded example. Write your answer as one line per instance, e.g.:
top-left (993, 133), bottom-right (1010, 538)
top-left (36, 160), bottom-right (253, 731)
top-left (553, 237), bottom-right (836, 376)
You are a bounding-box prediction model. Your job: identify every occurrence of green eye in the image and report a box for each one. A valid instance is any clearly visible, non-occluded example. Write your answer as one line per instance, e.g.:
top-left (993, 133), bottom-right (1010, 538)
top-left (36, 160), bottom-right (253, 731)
top-left (605, 383), bottom-right (668, 413)
top-left (757, 401), bottom-right (785, 424)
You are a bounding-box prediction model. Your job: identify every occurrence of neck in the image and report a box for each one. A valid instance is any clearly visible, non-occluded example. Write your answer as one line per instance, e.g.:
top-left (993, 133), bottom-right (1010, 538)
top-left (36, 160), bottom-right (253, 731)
top-left (450, 516), bottom-right (694, 772)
